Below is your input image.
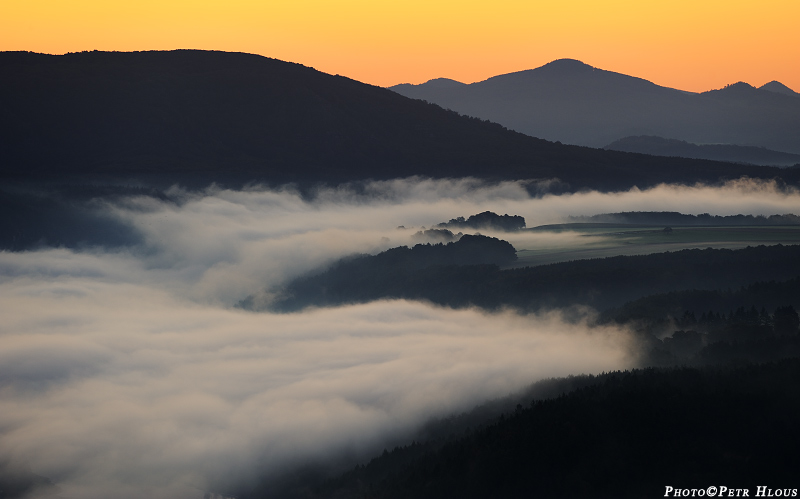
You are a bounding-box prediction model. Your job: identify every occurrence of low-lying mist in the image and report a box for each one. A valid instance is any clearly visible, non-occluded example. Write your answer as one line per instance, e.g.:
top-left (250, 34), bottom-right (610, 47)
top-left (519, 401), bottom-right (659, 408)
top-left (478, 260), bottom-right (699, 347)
top-left (106, 177), bottom-right (800, 304)
top-left (0, 277), bottom-right (633, 498)
top-left (1, 177), bottom-right (798, 497)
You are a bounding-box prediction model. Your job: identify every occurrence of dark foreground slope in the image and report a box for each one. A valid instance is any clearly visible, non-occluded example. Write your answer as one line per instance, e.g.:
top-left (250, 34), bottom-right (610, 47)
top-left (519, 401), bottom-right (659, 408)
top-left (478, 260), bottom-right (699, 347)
top-left (1, 50), bottom-right (797, 190)
top-left (299, 360), bottom-right (800, 499)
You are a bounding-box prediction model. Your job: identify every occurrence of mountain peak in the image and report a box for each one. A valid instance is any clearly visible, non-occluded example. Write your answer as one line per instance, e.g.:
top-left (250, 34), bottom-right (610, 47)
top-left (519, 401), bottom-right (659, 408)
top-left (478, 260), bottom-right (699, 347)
top-left (389, 77), bottom-right (464, 90)
top-left (760, 80), bottom-right (797, 96)
top-left (421, 77), bottom-right (465, 88)
top-left (538, 58), bottom-right (594, 72)
top-left (723, 81), bottom-right (756, 90)
top-left (702, 81), bottom-right (760, 97)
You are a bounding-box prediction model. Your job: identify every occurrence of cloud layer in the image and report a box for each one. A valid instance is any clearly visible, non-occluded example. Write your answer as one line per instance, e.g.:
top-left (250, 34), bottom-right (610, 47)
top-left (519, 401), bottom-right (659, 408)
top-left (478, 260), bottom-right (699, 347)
top-left (1, 177), bottom-right (797, 497)
top-left (0, 269), bottom-right (633, 498)
top-left (106, 177), bottom-right (800, 304)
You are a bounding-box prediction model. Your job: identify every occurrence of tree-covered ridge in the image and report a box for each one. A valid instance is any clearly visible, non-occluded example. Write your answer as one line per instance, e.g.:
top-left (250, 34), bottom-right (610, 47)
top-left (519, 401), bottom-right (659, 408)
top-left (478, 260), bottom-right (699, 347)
top-left (600, 277), bottom-right (800, 366)
top-left (568, 211), bottom-right (800, 226)
top-left (271, 360), bottom-right (800, 499)
top-left (604, 277), bottom-right (800, 329)
top-left (434, 211), bottom-right (526, 231)
top-left (2, 50), bottom-right (799, 191)
top-left (605, 135), bottom-right (800, 167)
top-left (265, 244), bottom-right (800, 313)
top-left (260, 234), bottom-right (516, 311)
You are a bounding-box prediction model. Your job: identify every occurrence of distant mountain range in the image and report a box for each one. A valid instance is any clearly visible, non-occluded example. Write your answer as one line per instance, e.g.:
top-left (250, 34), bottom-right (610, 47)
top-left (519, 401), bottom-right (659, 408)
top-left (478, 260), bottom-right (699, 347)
top-left (605, 136), bottom-right (800, 167)
top-left (1, 51), bottom-right (798, 191)
top-left (390, 59), bottom-right (800, 156)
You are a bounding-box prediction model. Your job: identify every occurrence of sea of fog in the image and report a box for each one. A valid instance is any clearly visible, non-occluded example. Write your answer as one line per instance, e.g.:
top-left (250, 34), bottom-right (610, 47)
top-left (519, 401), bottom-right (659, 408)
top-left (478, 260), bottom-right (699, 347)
top-left (1, 178), bottom-right (798, 498)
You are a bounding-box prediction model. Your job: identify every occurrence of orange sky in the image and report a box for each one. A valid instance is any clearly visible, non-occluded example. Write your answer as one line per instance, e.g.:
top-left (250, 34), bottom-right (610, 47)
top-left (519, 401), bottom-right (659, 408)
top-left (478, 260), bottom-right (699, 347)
top-left (2, 0), bottom-right (799, 92)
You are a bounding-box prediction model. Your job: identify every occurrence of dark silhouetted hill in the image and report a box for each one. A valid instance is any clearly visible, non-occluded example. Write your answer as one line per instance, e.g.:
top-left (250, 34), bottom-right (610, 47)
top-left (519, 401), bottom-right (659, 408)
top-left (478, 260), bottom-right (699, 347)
top-left (409, 77), bottom-right (466, 89)
top-left (261, 244), bottom-right (800, 313)
top-left (568, 211), bottom-right (800, 226)
top-left (435, 211), bottom-right (526, 231)
top-left (257, 234), bottom-right (517, 312)
top-left (759, 80), bottom-right (798, 97)
top-left (1, 50), bottom-right (798, 190)
top-left (285, 360), bottom-right (800, 499)
top-left (605, 136), bottom-right (800, 167)
top-left (602, 277), bottom-right (800, 331)
top-left (390, 60), bottom-right (800, 155)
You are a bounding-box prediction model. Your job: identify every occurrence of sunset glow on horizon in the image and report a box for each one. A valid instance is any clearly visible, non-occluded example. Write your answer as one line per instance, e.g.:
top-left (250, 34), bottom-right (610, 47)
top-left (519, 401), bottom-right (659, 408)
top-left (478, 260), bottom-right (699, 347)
top-left (2, 0), bottom-right (799, 92)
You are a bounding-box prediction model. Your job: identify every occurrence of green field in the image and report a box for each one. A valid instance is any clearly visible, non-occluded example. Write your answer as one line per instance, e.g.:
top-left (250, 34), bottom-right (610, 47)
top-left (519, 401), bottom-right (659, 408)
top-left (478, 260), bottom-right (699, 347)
top-left (506, 224), bottom-right (800, 268)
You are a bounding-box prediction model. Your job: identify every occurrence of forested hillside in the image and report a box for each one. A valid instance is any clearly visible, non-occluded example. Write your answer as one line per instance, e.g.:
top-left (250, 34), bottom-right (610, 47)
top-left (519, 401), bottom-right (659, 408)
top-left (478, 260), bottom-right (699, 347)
top-left (265, 244), bottom-right (800, 313)
top-left (241, 360), bottom-right (800, 498)
top-left (2, 51), bottom-right (798, 190)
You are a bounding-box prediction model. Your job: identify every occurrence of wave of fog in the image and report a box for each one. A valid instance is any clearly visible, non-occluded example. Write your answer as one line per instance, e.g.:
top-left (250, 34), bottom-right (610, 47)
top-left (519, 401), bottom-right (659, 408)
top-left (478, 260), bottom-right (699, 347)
top-left (104, 177), bottom-right (800, 304)
top-left (1, 177), bottom-right (798, 497)
top-left (534, 177), bottom-right (800, 223)
top-left (0, 263), bottom-right (633, 498)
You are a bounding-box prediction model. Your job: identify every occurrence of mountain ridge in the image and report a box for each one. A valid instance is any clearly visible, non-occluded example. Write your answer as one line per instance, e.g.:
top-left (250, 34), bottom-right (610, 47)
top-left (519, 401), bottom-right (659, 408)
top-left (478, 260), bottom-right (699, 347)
top-left (2, 50), bottom-right (798, 190)
top-left (605, 135), bottom-right (800, 167)
top-left (390, 60), bottom-right (800, 154)
top-left (760, 80), bottom-right (798, 96)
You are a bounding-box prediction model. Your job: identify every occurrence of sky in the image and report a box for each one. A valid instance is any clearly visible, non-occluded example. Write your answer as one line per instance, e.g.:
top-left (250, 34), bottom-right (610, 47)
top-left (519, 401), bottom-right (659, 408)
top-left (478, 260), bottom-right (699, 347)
top-left (2, 0), bottom-right (799, 92)
top-left (2, 1), bottom-right (800, 494)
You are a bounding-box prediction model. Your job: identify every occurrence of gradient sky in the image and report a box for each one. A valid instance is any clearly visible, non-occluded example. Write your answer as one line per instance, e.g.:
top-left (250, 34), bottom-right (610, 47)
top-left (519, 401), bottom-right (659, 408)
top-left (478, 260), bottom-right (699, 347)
top-left (2, 0), bottom-right (798, 92)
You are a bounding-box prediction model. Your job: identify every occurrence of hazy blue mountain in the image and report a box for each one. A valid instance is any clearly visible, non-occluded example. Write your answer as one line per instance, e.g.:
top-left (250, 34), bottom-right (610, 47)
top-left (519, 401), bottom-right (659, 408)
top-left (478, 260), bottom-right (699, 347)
top-left (1, 51), bottom-right (797, 191)
top-left (390, 60), bottom-right (800, 155)
top-left (394, 77), bottom-right (466, 90)
top-left (605, 135), bottom-right (800, 167)
top-left (760, 80), bottom-right (798, 96)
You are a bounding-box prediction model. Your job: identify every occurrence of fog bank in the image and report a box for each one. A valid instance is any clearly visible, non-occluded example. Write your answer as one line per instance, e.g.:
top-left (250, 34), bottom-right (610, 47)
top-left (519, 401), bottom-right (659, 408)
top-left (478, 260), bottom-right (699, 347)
top-left (1, 177), bottom-right (797, 497)
top-left (104, 177), bottom-right (800, 304)
top-left (0, 265), bottom-right (633, 497)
